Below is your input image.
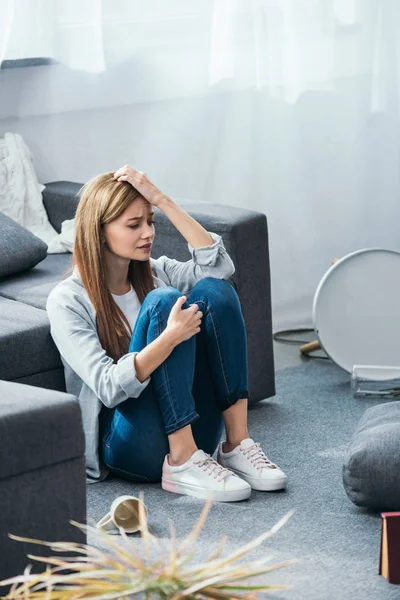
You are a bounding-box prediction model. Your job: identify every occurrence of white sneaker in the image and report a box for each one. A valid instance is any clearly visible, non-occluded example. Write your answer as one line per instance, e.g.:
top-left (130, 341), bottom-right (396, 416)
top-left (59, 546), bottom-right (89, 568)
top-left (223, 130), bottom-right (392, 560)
top-left (217, 438), bottom-right (287, 491)
top-left (162, 449), bottom-right (251, 502)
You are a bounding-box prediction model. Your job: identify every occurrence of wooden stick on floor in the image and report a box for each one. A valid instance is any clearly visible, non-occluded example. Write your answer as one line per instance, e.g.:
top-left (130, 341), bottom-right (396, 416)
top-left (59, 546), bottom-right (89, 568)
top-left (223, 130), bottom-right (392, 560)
top-left (300, 340), bottom-right (321, 355)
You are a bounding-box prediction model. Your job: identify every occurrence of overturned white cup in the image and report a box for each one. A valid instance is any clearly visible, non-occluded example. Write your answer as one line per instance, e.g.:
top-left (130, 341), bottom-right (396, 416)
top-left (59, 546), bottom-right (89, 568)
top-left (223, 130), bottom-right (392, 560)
top-left (96, 495), bottom-right (148, 534)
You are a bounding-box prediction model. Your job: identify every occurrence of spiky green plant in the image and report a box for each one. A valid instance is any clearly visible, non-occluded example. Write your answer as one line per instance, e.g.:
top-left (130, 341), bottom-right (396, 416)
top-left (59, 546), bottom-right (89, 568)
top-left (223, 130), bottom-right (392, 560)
top-left (0, 498), bottom-right (296, 600)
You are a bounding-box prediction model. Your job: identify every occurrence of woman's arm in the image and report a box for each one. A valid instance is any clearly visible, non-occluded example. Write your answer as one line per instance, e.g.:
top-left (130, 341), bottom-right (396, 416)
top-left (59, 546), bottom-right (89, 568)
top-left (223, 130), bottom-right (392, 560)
top-left (155, 195), bottom-right (214, 248)
top-left (134, 328), bottom-right (176, 382)
top-left (151, 231), bottom-right (235, 294)
top-left (113, 165), bottom-right (213, 248)
top-left (46, 297), bottom-right (152, 408)
top-left (114, 165), bottom-right (235, 293)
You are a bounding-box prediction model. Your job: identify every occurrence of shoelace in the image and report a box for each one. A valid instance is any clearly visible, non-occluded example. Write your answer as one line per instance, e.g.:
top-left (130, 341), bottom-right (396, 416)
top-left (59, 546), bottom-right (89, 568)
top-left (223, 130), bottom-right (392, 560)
top-left (193, 454), bottom-right (233, 482)
top-left (241, 443), bottom-right (278, 470)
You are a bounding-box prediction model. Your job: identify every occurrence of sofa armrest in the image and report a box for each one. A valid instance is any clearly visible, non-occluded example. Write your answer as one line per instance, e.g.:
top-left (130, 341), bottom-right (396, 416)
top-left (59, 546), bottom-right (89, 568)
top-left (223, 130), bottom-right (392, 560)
top-left (42, 181), bottom-right (275, 402)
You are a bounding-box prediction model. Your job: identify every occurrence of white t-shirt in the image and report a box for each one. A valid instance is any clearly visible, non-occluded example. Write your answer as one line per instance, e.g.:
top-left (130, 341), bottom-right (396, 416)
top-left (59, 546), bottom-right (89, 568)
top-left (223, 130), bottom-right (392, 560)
top-left (111, 285), bottom-right (141, 334)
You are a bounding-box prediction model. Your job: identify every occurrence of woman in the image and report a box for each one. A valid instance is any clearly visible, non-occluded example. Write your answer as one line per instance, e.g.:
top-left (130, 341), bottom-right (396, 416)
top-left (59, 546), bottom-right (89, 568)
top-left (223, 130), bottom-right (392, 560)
top-left (46, 165), bottom-right (287, 502)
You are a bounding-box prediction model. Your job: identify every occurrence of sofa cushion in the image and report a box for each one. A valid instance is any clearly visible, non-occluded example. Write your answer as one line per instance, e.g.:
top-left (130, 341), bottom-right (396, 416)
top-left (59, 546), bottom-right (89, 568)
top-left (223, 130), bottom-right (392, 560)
top-left (0, 297), bottom-right (62, 380)
top-left (0, 253), bottom-right (72, 309)
top-left (0, 213), bottom-right (48, 277)
top-left (342, 402), bottom-right (400, 510)
top-left (0, 380), bottom-right (85, 480)
top-left (0, 281), bottom-right (58, 310)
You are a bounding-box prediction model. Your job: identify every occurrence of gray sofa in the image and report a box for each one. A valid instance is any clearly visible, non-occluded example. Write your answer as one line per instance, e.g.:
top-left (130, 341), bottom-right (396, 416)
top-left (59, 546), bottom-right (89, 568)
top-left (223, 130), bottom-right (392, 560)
top-left (0, 181), bottom-right (275, 586)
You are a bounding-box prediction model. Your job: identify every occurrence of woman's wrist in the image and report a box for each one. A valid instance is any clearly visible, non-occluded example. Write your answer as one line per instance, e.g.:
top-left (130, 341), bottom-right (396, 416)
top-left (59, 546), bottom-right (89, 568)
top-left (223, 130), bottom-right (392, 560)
top-left (134, 327), bottom-right (178, 382)
top-left (160, 327), bottom-right (179, 349)
top-left (155, 194), bottom-right (174, 210)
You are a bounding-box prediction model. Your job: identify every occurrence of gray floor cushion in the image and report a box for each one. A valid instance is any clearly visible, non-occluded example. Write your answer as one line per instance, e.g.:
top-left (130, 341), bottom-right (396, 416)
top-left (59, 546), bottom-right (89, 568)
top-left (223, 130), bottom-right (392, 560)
top-left (343, 401), bottom-right (400, 510)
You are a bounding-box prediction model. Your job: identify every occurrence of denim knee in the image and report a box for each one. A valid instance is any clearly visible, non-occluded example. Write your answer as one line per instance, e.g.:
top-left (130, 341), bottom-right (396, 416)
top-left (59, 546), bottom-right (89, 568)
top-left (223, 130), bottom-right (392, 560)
top-left (190, 277), bottom-right (239, 310)
top-left (192, 277), bottom-right (234, 295)
top-left (142, 286), bottom-right (184, 314)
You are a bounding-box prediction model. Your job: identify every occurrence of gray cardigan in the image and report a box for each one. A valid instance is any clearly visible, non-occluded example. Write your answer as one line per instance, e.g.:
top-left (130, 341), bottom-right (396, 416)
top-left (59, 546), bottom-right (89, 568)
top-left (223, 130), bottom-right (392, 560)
top-left (46, 232), bottom-right (235, 484)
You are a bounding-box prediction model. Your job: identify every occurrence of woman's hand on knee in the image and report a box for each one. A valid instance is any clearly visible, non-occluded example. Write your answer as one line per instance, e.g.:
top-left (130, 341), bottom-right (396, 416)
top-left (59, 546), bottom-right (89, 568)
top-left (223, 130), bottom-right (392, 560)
top-left (166, 296), bottom-right (203, 344)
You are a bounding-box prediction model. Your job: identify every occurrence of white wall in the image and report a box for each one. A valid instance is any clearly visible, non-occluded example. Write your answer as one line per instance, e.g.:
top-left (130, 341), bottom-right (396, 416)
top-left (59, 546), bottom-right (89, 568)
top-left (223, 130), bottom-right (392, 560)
top-left (1, 61), bottom-right (399, 330)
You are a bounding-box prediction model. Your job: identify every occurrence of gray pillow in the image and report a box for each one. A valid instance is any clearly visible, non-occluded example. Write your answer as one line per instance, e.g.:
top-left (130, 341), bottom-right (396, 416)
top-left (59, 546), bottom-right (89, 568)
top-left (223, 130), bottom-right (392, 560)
top-left (343, 402), bottom-right (400, 510)
top-left (0, 213), bottom-right (48, 277)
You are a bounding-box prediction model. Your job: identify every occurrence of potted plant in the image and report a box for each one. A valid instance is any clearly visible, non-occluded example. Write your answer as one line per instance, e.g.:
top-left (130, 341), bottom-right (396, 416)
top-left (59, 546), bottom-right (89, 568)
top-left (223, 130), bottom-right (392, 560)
top-left (0, 500), bottom-right (295, 600)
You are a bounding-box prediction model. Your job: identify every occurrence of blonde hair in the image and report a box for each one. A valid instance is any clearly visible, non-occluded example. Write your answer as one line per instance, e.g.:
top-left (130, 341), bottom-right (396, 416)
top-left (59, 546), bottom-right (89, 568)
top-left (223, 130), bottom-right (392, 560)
top-left (64, 172), bottom-right (155, 362)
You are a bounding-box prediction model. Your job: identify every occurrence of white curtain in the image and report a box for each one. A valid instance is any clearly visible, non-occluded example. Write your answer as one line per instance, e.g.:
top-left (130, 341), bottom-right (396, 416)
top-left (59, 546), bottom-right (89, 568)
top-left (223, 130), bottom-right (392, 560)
top-left (2, 0), bottom-right (397, 109)
top-left (1, 0), bottom-right (399, 328)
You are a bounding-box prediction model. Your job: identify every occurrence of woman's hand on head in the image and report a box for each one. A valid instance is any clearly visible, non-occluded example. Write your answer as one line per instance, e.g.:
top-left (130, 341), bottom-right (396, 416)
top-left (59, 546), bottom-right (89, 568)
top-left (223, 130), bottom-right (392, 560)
top-left (165, 296), bottom-right (203, 345)
top-left (113, 165), bottom-right (165, 207)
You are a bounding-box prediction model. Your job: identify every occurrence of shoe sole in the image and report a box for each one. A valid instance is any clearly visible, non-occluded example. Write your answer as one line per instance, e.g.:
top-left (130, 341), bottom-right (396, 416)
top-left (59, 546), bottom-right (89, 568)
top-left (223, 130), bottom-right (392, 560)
top-left (217, 457), bottom-right (287, 491)
top-left (229, 468), bottom-right (287, 491)
top-left (161, 478), bottom-right (251, 502)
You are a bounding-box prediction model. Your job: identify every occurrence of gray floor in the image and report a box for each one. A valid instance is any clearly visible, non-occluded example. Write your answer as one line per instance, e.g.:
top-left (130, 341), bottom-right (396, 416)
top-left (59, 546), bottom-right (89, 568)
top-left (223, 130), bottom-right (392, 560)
top-left (273, 330), bottom-right (327, 370)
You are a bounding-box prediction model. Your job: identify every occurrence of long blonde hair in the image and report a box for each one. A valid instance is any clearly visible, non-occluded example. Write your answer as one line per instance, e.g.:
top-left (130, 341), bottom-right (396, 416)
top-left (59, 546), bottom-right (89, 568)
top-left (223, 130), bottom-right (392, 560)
top-left (64, 172), bottom-right (155, 362)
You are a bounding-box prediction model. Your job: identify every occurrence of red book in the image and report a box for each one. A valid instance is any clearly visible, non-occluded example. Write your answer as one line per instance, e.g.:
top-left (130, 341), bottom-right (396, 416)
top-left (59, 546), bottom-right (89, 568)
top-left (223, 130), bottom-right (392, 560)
top-left (380, 512), bottom-right (400, 584)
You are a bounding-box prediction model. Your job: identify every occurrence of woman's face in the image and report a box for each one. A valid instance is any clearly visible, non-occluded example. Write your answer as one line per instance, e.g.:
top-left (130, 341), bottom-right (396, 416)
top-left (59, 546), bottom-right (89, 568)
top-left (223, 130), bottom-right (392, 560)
top-left (102, 197), bottom-right (155, 261)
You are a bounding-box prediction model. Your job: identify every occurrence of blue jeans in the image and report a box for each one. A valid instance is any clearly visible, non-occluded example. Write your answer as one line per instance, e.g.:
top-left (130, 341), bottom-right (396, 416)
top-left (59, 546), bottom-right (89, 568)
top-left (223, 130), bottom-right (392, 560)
top-left (99, 277), bottom-right (249, 483)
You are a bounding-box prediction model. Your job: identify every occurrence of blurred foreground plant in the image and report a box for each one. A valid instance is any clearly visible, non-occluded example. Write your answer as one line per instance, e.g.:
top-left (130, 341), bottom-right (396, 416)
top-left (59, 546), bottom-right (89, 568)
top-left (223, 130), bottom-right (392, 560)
top-left (0, 499), bottom-right (296, 600)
